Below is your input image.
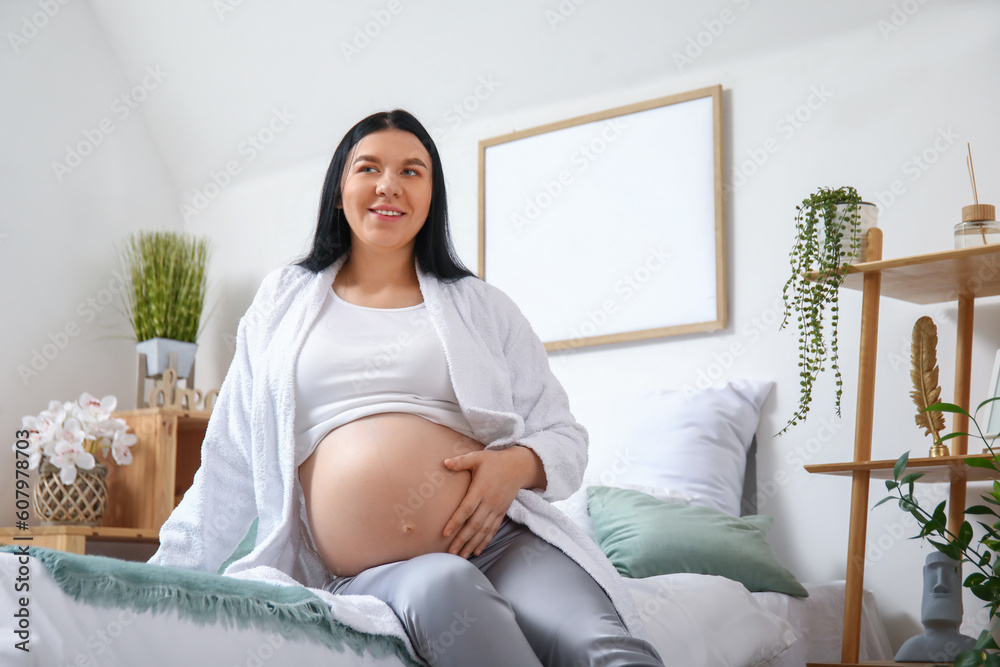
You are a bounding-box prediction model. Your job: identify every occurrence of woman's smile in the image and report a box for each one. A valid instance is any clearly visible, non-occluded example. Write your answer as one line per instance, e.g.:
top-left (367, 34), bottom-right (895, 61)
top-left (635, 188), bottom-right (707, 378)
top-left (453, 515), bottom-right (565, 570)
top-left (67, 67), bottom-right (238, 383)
top-left (369, 205), bottom-right (406, 221)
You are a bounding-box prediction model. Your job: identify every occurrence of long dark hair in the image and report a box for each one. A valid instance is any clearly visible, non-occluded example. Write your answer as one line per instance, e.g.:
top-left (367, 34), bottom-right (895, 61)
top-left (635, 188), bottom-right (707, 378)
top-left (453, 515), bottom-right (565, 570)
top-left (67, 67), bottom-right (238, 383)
top-left (296, 110), bottom-right (475, 282)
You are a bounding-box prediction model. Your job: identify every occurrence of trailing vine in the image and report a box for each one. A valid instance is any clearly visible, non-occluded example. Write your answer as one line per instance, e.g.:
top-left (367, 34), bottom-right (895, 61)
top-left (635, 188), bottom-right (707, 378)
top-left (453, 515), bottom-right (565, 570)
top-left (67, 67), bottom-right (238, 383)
top-left (778, 186), bottom-right (863, 435)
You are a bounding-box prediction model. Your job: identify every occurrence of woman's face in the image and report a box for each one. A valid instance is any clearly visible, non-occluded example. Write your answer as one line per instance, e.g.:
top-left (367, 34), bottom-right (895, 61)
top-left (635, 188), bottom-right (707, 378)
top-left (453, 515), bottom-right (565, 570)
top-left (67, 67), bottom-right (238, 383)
top-left (338, 129), bottom-right (433, 257)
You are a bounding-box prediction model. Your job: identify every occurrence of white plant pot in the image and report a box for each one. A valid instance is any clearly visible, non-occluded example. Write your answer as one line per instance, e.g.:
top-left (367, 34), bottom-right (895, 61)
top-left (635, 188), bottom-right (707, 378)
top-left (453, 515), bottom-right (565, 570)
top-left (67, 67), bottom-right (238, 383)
top-left (136, 338), bottom-right (197, 378)
top-left (835, 202), bottom-right (879, 263)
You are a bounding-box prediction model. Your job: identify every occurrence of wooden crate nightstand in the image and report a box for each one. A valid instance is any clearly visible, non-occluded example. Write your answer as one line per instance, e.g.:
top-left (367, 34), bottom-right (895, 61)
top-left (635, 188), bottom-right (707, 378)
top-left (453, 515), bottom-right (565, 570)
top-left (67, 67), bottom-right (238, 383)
top-left (103, 408), bottom-right (210, 530)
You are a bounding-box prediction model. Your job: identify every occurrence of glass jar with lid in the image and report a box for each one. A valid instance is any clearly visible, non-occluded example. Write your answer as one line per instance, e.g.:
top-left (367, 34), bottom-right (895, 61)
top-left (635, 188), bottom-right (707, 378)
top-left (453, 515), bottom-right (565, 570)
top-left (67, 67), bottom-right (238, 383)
top-left (955, 203), bottom-right (1000, 248)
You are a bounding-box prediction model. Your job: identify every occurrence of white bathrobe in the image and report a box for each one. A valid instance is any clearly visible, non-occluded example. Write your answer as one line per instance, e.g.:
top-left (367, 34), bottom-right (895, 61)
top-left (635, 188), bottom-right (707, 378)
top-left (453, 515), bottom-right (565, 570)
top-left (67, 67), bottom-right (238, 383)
top-left (149, 253), bottom-right (649, 660)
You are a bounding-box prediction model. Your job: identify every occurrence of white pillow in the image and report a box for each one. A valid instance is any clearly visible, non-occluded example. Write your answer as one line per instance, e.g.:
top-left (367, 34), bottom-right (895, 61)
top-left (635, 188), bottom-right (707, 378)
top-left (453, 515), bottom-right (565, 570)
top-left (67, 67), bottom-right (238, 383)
top-left (615, 379), bottom-right (775, 517)
top-left (553, 482), bottom-right (692, 543)
top-left (624, 572), bottom-right (797, 667)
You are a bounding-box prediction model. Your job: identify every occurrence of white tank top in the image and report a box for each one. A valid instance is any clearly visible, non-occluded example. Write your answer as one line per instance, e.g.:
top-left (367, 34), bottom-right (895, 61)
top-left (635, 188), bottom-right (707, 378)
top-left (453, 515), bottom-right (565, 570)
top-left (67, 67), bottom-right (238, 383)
top-left (294, 286), bottom-right (476, 460)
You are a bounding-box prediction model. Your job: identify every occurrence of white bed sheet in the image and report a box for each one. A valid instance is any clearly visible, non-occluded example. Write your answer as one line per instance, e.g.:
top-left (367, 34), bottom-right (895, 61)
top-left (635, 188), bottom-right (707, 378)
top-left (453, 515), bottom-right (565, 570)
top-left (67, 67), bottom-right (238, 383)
top-left (0, 552), bottom-right (888, 667)
top-left (757, 581), bottom-right (893, 666)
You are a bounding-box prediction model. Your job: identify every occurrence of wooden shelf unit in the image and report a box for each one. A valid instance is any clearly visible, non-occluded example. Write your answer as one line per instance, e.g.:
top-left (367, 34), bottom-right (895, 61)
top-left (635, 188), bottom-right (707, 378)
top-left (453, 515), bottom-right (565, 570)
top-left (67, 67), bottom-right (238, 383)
top-left (103, 408), bottom-right (210, 531)
top-left (0, 526), bottom-right (159, 555)
top-left (805, 230), bottom-right (1000, 666)
top-left (807, 453), bottom-right (998, 483)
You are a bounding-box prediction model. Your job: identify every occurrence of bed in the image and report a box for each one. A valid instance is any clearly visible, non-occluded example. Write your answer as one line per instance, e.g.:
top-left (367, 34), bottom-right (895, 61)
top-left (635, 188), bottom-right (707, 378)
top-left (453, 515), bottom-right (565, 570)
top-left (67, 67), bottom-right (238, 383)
top-left (0, 379), bottom-right (892, 666)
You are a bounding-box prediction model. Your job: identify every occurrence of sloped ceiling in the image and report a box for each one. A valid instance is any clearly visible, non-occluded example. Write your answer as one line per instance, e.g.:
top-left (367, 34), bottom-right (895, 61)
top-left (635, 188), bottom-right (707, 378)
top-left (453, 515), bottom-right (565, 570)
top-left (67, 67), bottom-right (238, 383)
top-left (85, 0), bottom-right (896, 198)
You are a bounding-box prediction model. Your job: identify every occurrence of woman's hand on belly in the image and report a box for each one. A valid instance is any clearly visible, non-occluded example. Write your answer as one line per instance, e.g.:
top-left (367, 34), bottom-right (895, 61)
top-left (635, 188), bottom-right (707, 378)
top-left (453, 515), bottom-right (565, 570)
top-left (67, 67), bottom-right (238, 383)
top-left (441, 445), bottom-right (547, 559)
top-left (299, 413), bottom-right (488, 577)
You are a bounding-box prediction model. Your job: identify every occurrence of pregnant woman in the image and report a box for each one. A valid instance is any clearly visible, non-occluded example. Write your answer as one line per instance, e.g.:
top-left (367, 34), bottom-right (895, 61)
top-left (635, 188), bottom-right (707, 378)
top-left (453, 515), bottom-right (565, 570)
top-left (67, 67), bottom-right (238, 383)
top-left (151, 110), bottom-right (662, 667)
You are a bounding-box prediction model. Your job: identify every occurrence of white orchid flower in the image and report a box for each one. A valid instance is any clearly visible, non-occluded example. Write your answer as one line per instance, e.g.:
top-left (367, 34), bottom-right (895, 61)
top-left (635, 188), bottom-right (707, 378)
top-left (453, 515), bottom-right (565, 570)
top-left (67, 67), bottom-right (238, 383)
top-left (86, 418), bottom-right (119, 448)
top-left (56, 417), bottom-right (88, 454)
top-left (23, 393), bottom-right (135, 476)
top-left (35, 404), bottom-right (64, 437)
top-left (49, 438), bottom-right (96, 485)
top-left (111, 430), bottom-right (138, 465)
top-left (20, 415), bottom-right (45, 447)
top-left (60, 416), bottom-right (87, 441)
top-left (75, 392), bottom-right (116, 423)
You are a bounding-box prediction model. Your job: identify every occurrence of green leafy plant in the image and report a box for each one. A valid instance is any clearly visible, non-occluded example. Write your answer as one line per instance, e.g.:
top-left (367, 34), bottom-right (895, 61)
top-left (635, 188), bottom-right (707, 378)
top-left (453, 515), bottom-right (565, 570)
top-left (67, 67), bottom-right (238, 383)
top-left (118, 231), bottom-right (211, 343)
top-left (778, 186), bottom-right (864, 435)
top-left (878, 398), bottom-right (1000, 666)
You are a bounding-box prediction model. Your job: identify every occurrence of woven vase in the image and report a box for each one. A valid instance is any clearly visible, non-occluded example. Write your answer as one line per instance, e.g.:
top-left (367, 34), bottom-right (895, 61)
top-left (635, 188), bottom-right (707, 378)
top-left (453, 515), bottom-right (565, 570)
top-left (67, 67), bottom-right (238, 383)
top-left (33, 461), bottom-right (109, 526)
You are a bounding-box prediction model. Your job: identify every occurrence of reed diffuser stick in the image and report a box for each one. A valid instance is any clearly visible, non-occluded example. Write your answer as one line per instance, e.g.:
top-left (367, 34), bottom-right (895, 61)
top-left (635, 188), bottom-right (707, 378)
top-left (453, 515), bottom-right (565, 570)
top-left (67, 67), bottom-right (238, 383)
top-left (967, 143), bottom-right (987, 243)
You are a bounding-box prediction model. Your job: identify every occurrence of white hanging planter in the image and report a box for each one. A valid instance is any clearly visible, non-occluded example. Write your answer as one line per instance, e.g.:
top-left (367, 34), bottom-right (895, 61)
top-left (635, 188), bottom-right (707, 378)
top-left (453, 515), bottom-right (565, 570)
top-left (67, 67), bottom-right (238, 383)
top-left (835, 202), bottom-right (879, 263)
top-left (136, 338), bottom-right (197, 378)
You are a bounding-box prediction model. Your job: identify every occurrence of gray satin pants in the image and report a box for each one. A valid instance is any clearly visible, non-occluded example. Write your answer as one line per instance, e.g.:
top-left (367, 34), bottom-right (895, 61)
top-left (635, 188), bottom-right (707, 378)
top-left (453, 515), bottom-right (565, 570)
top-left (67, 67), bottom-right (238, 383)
top-left (323, 518), bottom-right (663, 667)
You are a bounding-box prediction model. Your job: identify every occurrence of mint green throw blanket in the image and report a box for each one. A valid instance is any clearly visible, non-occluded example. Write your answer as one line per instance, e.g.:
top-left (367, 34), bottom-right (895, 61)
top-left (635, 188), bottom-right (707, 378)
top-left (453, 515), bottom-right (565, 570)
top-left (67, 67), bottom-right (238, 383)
top-left (2, 546), bottom-right (419, 666)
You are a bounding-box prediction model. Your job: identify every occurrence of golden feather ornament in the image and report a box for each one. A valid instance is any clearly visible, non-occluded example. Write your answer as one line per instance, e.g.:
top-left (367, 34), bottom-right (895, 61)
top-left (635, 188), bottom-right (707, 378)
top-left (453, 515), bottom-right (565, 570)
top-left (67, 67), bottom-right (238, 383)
top-left (910, 316), bottom-right (946, 444)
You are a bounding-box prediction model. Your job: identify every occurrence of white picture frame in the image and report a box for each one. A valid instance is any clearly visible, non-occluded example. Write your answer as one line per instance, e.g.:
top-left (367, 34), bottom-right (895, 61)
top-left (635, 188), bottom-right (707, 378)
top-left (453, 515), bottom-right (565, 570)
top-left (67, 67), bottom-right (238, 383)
top-left (986, 350), bottom-right (1000, 437)
top-left (478, 85), bottom-right (726, 352)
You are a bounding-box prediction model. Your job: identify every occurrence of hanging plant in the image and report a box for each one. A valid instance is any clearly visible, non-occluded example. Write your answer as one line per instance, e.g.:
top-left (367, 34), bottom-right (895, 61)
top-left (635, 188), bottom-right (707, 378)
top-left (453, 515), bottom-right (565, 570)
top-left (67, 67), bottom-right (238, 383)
top-left (778, 186), bottom-right (864, 435)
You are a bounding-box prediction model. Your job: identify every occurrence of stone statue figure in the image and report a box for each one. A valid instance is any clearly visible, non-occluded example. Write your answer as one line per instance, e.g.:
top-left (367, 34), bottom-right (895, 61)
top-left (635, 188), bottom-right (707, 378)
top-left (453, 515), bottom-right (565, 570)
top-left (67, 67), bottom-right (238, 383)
top-left (895, 552), bottom-right (977, 662)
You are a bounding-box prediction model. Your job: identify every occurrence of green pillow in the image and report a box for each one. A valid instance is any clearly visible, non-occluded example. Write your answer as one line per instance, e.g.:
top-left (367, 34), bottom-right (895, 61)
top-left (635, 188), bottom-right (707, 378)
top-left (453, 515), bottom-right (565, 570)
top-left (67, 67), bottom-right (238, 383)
top-left (587, 486), bottom-right (808, 597)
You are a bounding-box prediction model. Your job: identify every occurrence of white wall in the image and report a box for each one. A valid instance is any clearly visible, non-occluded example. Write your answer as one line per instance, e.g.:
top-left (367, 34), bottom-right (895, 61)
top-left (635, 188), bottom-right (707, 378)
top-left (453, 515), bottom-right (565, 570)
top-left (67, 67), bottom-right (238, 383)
top-left (3, 0), bottom-right (1000, 652)
top-left (0, 3), bottom-right (177, 437)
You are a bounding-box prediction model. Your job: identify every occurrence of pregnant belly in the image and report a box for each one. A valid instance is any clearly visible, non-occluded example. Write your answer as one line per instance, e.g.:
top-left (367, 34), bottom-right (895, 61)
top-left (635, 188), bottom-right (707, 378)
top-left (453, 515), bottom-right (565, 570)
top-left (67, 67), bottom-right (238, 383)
top-left (298, 412), bottom-right (485, 577)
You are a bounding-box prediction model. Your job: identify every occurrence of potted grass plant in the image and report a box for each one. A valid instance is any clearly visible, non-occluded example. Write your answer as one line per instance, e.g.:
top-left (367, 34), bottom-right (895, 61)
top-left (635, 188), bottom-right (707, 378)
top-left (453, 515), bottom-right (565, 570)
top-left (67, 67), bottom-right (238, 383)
top-left (118, 231), bottom-right (211, 379)
top-left (778, 186), bottom-right (878, 435)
